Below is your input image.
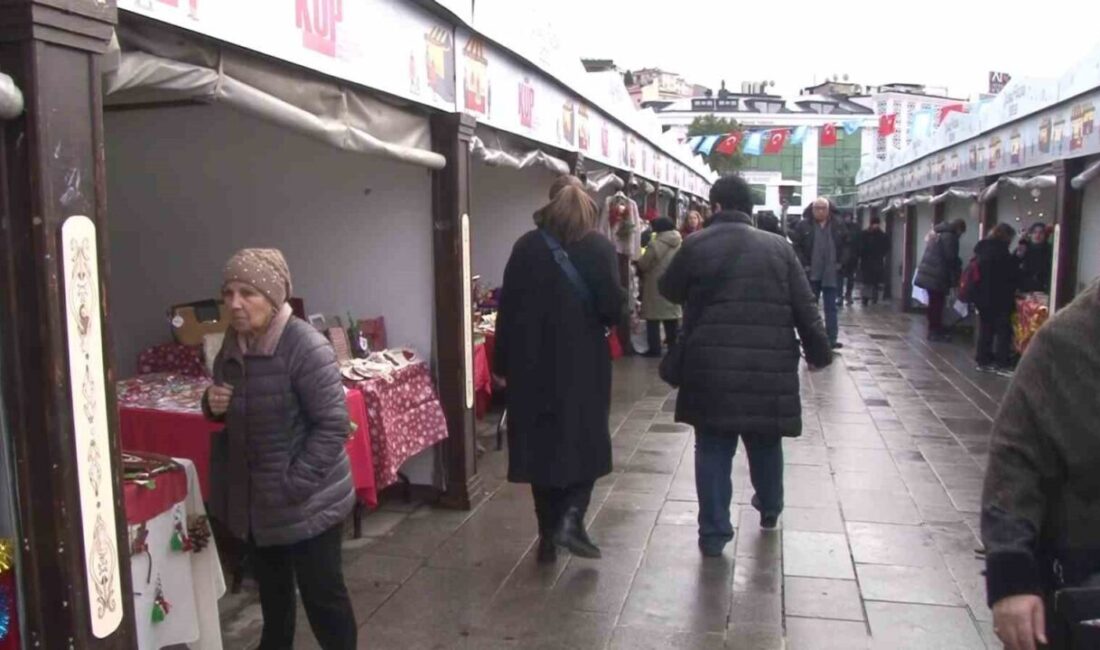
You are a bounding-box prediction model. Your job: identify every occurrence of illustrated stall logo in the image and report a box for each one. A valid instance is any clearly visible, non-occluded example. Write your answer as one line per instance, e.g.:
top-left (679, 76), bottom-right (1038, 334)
top-left (518, 78), bottom-right (535, 129)
top-left (296, 0), bottom-right (343, 57)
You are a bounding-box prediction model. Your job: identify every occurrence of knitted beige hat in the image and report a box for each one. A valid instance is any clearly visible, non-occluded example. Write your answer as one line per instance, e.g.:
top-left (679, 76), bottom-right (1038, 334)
top-left (222, 248), bottom-right (293, 307)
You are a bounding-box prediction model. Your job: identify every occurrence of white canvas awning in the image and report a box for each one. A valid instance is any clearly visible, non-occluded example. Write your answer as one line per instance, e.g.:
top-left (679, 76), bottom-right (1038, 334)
top-left (104, 17), bottom-right (445, 170)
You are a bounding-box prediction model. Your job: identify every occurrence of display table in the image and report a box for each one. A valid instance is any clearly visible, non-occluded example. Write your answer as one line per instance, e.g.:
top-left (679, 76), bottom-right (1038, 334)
top-left (344, 361), bottom-right (449, 489)
top-left (118, 374), bottom-right (378, 508)
top-left (124, 458), bottom-right (225, 650)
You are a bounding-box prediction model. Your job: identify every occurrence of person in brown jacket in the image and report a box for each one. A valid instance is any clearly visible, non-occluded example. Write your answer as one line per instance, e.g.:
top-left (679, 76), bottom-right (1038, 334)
top-left (982, 279), bottom-right (1100, 650)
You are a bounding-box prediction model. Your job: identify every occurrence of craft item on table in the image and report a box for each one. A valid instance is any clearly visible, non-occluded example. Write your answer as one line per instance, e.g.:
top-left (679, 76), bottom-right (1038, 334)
top-left (131, 523), bottom-right (152, 584)
top-left (339, 348), bottom-right (420, 384)
top-left (170, 505), bottom-right (193, 553)
top-left (151, 577), bottom-right (171, 624)
top-left (117, 374), bottom-right (212, 413)
top-left (0, 539), bottom-right (10, 575)
top-left (1013, 292), bottom-right (1050, 355)
top-left (138, 342), bottom-right (206, 378)
top-left (187, 516), bottom-right (211, 553)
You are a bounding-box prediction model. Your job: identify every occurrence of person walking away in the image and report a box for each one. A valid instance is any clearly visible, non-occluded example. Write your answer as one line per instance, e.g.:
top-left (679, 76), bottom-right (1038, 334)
top-left (755, 211), bottom-right (783, 236)
top-left (1017, 222), bottom-right (1053, 293)
top-left (792, 197), bottom-right (851, 349)
top-left (973, 224), bottom-right (1022, 376)
top-left (681, 210), bottom-right (704, 236)
top-left (838, 212), bottom-right (862, 306)
top-left (493, 175), bottom-right (625, 564)
top-left (659, 175), bottom-right (833, 557)
top-left (858, 216), bottom-right (890, 305)
top-left (982, 278), bottom-right (1100, 650)
top-left (203, 249), bottom-right (357, 649)
top-left (637, 217), bottom-right (683, 358)
top-left (914, 218), bottom-right (967, 341)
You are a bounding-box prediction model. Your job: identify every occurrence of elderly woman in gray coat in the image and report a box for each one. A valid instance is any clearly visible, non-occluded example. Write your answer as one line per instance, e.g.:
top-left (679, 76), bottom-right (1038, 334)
top-left (203, 248), bottom-right (356, 650)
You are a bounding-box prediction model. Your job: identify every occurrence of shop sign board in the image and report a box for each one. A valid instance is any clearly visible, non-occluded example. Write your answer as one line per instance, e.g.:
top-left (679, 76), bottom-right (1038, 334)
top-left (62, 216), bottom-right (124, 639)
top-left (117, 0), bottom-right (458, 112)
top-left (859, 87), bottom-right (1099, 202)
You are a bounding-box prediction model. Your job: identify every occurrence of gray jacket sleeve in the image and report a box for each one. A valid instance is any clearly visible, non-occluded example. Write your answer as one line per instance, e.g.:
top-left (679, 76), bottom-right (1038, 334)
top-left (286, 334), bottom-right (350, 498)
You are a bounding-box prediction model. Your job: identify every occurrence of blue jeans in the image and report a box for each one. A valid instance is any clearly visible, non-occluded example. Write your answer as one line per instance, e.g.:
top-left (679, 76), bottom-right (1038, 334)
top-left (811, 281), bottom-right (839, 345)
top-left (695, 430), bottom-right (784, 547)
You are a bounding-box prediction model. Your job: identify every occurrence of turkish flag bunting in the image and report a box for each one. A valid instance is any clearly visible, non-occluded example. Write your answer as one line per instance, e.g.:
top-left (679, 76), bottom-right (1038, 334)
top-left (938, 103), bottom-right (967, 125)
top-left (715, 132), bottom-right (743, 156)
top-left (821, 123), bottom-right (838, 147)
top-left (879, 114), bottom-right (897, 136)
top-left (764, 129), bottom-right (789, 154)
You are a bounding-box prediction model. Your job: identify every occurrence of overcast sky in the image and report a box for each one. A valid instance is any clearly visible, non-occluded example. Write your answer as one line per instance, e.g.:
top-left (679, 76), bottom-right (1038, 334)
top-left (542, 0), bottom-right (1100, 99)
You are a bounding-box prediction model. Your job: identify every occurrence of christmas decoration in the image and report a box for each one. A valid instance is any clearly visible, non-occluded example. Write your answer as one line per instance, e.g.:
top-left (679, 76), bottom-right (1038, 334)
top-left (187, 515), bottom-right (212, 553)
top-left (170, 505), bottom-right (193, 552)
top-left (151, 578), bottom-right (171, 624)
top-left (130, 524), bottom-right (152, 584)
top-left (0, 582), bottom-right (11, 641)
top-left (0, 540), bottom-right (11, 575)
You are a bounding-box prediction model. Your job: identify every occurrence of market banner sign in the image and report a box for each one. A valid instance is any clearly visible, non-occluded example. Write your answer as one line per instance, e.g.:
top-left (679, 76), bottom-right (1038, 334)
top-left (858, 87), bottom-right (1099, 202)
top-left (117, 0), bottom-right (458, 112)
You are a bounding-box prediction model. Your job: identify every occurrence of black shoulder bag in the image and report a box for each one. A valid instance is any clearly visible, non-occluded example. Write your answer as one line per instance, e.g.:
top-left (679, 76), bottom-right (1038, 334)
top-left (539, 229), bottom-right (595, 311)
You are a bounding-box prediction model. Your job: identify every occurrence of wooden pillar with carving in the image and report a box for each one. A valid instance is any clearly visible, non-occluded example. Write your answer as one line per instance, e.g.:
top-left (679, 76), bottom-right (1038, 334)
top-left (429, 113), bottom-right (485, 510)
top-left (0, 0), bottom-right (135, 647)
top-left (1051, 158), bottom-right (1086, 309)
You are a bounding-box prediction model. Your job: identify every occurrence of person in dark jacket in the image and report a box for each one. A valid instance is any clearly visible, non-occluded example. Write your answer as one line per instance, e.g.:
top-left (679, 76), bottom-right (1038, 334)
top-left (1016, 222), bottom-right (1053, 293)
top-left (914, 218), bottom-right (967, 341)
top-left (838, 212), bottom-right (861, 306)
top-left (858, 216), bottom-right (890, 305)
top-left (755, 210), bottom-right (783, 236)
top-left (791, 198), bottom-right (851, 348)
top-left (494, 175), bottom-right (625, 564)
top-left (982, 279), bottom-right (1100, 650)
top-left (974, 224), bottom-right (1022, 374)
top-left (659, 175), bottom-right (833, 557)
top-left (204, 248), bottom-right (356, 650)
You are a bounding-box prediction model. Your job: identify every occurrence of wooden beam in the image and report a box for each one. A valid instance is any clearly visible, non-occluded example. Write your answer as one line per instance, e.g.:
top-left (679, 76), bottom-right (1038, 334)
top-left (0, 1), bottom-right (135, 647)
top-left (429, 113), bottom-right (485, 510)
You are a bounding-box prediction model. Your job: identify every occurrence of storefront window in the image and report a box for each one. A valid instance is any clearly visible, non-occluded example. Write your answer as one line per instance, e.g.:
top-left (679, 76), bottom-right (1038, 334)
top-left (818, 131), bottom-right (862, 198)
top-left (741, 146), bottom-right (803, 181)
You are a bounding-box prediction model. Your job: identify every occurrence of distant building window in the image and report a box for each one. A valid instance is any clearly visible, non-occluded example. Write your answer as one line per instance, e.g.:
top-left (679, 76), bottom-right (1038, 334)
top-left (715, 98), bottom-right (738, 112)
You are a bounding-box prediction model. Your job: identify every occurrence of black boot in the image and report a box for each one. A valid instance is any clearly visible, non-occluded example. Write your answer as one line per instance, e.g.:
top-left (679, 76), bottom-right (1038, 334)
top-left (552, 507), bottom-right (601, 559)
top-left (536, 537), bottom-right (557, 564)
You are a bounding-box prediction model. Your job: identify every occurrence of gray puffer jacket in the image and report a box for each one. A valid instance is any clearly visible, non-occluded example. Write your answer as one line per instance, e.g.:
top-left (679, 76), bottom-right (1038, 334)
top-left (205, 309), bottom-right (354, 547)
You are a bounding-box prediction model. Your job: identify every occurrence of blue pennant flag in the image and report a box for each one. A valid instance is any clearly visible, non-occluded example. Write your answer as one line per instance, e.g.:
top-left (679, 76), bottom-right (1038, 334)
top-left (842, 121), bottom-right (862, 135)
top-left (790, 126), bottom-right (809, 145)
top-left (698, 135), bottom-right (720, 155)
top-left (742, 131), bottom-right (764, 156)
top-left (686, 136), bottom-right (703, 151)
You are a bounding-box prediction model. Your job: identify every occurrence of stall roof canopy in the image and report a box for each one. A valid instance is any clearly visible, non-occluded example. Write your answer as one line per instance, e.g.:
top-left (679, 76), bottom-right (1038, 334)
top-left (105, 17), bottom-right (445, 170)
top-left (857, 43), bottom-right (1100, 201)
top-left (112, 0), bottom-right (714, 196)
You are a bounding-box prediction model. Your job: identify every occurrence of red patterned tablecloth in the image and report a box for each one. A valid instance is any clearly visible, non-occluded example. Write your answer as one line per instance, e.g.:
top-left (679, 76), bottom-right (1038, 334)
top-left (118, 374), bottom-right (377, 507)
top-left (345, 361), bottom-right (449, 490)
top-left (474, 342), bottom-right (492, 420)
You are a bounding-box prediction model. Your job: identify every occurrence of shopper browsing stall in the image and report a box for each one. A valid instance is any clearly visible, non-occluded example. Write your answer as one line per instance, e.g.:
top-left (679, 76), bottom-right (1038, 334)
top-left (203, 248), bottom-right (357, 650)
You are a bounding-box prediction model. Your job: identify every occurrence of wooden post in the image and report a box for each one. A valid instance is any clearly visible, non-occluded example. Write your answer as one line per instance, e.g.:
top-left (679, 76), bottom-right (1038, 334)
top-left (902, 202), bottom-right (918, 311)
top-left (429, 113), bottom-right (485, 510)
top-left (980, 175), bottom-right (1000, 238)
top-left (0, 1), bottom-right (135, 647)
top-left (1052, 158), bottom-right (1086, 309)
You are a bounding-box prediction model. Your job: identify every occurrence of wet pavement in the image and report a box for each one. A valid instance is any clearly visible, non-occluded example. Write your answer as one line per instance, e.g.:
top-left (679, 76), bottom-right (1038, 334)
top-left (219, 304), bottom-right (1010, 649)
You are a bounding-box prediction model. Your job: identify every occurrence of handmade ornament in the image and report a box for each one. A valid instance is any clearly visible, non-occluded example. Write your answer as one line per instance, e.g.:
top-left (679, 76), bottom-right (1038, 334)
top-left (0, 583), bottom-right (11, 642)
top-left (151, 578), bottom-right (170, 624)
top-left (187, 515), bottom-right (212, 553)
top-left (130, 524), bottom-right (152, 584)
top-left (0, 539), bottom-right (11, 574)
top-left (170, 505), bottom-right (193, 552)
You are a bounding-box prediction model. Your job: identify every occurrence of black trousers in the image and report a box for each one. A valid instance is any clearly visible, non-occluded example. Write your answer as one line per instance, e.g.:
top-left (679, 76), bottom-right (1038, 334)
top-left (531, 481), bottom-right (595, 537)
top-left (253, 523), bottom-right (357, 650)
top-left (645, 319), bottom-right (680, 355)
top-left (976, 309), bottom-right (1013, 367)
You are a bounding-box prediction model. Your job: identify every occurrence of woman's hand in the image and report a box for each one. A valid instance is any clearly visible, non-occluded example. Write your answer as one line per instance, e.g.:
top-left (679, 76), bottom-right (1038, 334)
top-left (206, 384), bottom-right (234, 416)
top-left (992, 594), bottom-right (1047, 650)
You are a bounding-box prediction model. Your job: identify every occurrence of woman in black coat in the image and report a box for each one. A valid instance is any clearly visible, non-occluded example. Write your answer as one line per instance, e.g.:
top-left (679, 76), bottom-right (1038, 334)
top-left (973, 223), bottom-right (1022, 373)
top-left (494, 175), bottom-right (625, 563)
top-left (858, 216), bottom-right (891, 305)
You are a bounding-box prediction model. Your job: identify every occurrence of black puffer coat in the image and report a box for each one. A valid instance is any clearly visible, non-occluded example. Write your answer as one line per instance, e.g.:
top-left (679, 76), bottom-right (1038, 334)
top-left (206, 312), bottom-right (354, 547)
top-left (494, 230), bottom-right (624, 487)
top-left (914, 221), bottom-right (963, 292)
top-left (973, 238), bottom-right (1021, 318)
top-left (659, 211), bottom-right (832, 437)
top-left (858, 228), bottom-right (890, 286)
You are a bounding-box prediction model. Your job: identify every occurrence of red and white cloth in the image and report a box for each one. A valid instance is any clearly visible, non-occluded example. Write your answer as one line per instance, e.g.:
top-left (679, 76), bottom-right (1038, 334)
top-left (138, 343), bottom-right (207, 378)
top-left (347, 361), bottom-right (449, 489)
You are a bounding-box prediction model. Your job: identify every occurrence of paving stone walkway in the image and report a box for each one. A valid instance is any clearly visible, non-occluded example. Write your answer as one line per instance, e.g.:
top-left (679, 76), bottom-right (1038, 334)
top-left (220, 304), bottom-right (1011, 649)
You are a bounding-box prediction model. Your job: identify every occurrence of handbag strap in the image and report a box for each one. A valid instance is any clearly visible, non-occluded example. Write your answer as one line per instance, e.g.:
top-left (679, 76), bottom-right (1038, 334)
top-left (539, 229), bottom-right (595, 311)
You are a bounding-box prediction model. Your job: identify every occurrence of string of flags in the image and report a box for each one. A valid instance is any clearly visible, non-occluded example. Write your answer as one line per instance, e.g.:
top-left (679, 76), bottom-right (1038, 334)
top-left (879, 103), bottom-right (969, 139)
top-left (685, 121), bottom-right (863, 157)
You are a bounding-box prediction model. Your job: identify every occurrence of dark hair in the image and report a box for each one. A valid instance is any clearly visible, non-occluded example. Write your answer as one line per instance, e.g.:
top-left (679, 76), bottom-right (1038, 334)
top-left (1028, 222), bottom-right (1048, 234)
top-left (991, 223), bottom-right (1016, 241)
top-left (756, 212), bottom-right (781, 235)
top-left (951, 218), bottom-right (968, 234)
top-left (709, 174), bottom-right (754, 214)
top-left (870, 215), bottom-right (882, 226)
top-left (652, 217), bottom-right (675, 233)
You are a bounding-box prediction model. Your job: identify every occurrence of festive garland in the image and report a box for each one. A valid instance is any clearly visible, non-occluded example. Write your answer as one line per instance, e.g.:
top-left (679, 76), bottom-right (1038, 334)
top-left (0, 538), bottom-right (13, 642)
